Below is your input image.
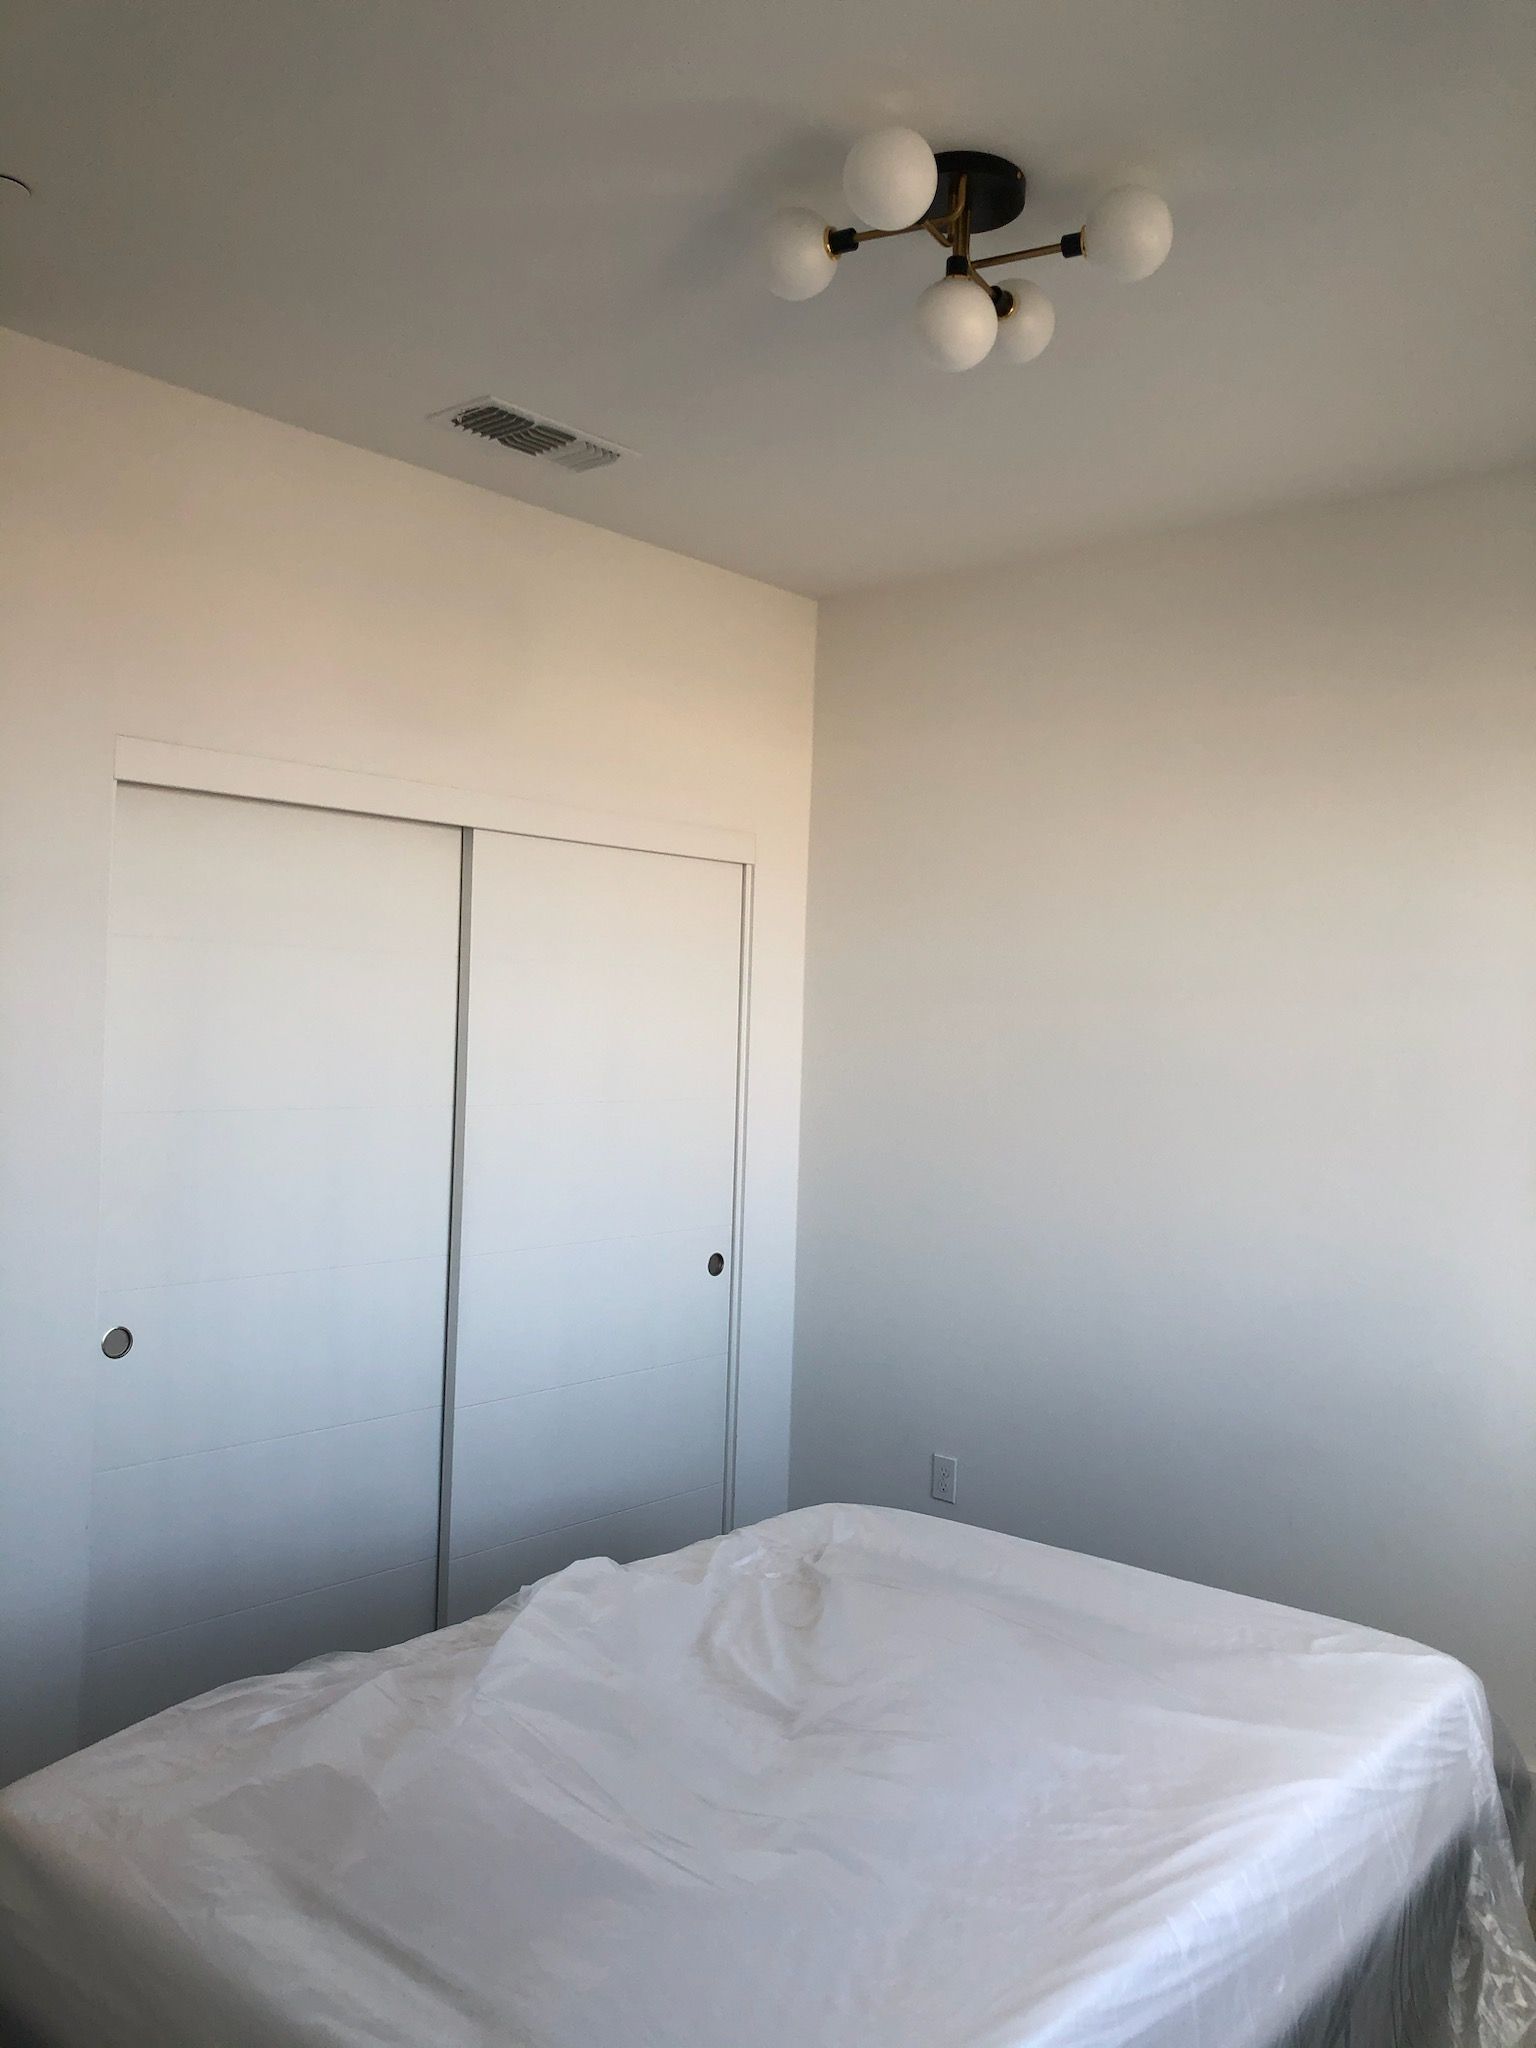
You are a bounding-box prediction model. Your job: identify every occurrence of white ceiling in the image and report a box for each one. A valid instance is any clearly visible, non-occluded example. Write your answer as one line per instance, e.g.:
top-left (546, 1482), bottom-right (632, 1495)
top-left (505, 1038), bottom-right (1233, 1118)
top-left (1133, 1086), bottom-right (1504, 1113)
top-left (2, 0), bottom-right (1532, 595)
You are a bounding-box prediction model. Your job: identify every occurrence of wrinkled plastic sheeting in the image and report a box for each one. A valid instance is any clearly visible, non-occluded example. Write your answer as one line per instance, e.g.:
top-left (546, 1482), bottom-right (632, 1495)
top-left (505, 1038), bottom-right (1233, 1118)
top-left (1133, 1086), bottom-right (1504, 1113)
top-left (1, 1503), bottom-right (1534, 2048)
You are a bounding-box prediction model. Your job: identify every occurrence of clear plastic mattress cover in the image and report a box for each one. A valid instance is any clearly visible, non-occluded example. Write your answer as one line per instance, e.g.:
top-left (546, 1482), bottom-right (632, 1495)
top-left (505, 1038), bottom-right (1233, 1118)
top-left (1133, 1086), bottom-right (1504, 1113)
top-left (1, 1503), bottom-right (1533, 2048)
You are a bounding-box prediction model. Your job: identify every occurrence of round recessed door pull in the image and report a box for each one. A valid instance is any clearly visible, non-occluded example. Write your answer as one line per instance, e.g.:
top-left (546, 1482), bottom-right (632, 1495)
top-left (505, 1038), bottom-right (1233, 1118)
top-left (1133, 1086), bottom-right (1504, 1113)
top-left (707, 1253), bottom-right (725, 1277)
top-left (101, 1326), bottom-right (134, 1360)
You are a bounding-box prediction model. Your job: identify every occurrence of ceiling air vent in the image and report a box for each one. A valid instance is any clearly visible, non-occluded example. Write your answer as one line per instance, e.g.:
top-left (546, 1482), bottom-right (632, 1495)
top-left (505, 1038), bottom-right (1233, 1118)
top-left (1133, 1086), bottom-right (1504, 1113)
top-left (430, 397), bottom-right (626, 474)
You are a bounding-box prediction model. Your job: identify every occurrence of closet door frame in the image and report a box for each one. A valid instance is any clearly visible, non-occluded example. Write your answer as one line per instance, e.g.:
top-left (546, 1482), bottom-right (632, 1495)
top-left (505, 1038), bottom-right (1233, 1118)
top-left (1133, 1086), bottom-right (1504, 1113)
top-left (111, 738), bottom-right (756, 1626)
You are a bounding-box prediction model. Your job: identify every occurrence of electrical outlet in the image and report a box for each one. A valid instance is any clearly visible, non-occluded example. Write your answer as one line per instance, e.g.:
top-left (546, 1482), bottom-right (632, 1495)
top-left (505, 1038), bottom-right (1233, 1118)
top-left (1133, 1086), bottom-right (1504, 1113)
top-left (930, 1452), bottom-right (958, 1506)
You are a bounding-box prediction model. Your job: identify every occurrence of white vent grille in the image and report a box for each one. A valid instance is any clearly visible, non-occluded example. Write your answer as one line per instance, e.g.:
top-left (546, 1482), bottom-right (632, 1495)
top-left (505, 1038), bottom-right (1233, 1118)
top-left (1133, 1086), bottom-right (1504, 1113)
top-left (430, 397), bottom-right (626, 474)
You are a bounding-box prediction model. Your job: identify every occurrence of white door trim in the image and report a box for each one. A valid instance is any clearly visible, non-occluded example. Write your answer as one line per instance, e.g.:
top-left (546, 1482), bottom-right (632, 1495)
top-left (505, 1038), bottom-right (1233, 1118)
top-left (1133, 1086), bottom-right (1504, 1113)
top-left (721, 863), bottom-right (753, 1532)
top-left (115, 737), bottom-right (757, 867)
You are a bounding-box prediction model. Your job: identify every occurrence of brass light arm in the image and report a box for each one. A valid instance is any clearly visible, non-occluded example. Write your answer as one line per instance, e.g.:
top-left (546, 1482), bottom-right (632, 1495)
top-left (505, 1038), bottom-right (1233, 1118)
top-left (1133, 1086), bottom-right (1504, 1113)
top-left (925, 180), bottom-right (968, 237)
top-left (949, 175), bottom-right (971, 266)
top-left (825, 217), bottom-right (935, 256)
top-left (826, 183), bottom-right (968, 260)
top-left (970, 231), bottom-right (1084, 271)
top-left (856, 220), bottom-right (929, 245)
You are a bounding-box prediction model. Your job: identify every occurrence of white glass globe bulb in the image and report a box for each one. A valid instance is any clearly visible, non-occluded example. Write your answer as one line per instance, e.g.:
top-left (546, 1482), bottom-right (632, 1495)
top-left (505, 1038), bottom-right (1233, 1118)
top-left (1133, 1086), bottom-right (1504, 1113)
top-left (765, 207), bottom-right (836, 301)
top-left (1082, 187), bottom-right (1172, 281)
top-left (843, 126), bottom-right (937, 232)
top-left (994, 278), bottom-right (1055, 363)
top-left (915, 275), bottom-right (998, 371)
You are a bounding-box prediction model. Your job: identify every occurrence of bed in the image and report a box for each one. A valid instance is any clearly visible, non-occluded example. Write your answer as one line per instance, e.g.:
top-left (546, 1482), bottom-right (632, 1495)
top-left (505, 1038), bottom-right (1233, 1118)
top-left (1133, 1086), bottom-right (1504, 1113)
top-left (1, 1503), bottom-right (1533, 2048)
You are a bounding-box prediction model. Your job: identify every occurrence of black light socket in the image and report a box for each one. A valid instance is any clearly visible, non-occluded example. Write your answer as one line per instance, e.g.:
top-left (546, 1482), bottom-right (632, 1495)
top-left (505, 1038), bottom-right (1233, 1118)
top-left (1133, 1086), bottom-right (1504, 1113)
top-left (1061, 229), bottom-right (1084, 259)
top-left (826, 226), bottom-right (860, 257)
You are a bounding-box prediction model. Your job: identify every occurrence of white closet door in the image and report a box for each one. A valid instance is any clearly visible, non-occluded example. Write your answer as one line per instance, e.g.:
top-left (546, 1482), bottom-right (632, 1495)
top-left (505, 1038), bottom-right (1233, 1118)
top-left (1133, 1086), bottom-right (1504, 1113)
top-left (86, 786), bottom-right (460, 1741)
top-left (446, 833), bottom-right (742, 1623)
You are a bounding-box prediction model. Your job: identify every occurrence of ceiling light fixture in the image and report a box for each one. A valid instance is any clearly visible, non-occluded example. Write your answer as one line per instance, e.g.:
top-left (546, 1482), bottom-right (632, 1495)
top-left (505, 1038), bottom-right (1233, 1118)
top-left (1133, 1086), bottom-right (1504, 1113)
top-left (765, 129), bottom-right (1172, 371)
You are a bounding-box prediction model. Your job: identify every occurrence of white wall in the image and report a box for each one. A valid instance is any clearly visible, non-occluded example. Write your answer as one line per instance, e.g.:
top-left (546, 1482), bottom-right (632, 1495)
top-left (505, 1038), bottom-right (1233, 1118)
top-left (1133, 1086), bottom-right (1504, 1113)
top-left (792, 469), bottom-right (1536, 1753)
top-left (0, 328), bottom-right (815, 1782)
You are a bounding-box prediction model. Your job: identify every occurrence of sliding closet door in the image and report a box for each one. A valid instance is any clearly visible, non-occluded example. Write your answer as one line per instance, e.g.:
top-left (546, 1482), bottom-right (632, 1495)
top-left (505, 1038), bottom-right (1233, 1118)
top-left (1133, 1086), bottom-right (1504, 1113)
top-left (446, 833), bottom-right (743, 1623)
top-left (86, 785), bottom-right (460, 1741)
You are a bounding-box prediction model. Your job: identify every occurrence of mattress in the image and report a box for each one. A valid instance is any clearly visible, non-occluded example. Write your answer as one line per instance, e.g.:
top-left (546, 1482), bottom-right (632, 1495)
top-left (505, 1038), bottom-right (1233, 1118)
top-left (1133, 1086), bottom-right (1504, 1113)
top-left (1, 1503), bottom-right (1533, 2048)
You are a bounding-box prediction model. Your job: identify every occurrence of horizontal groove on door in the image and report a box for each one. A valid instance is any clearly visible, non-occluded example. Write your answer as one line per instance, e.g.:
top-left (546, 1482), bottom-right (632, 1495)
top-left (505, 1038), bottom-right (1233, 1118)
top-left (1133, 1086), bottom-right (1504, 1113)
top-left (449, 1484), bottom-right (722, 1569)
top-left (98, 1106), bottom-right (455, 1292)
top-left (458, 1223), bottom-right (733, 1257)
top-left (102, 1250), bottom-right (450, 1294)
top-left (460, 1089), bottom-right (722, 1108)
top-left (96, 1259), bottom-right (454, 1470)
top-left (88, 1408), bottom-right (444, 1649)
top-left (108, 928), bottom-right (461, 961)
top-left (89, 1552), bottom-right (440, 1657)
top-left (95, 1400), bottom-right (443, 1477)
top-left (82, 1558), bottom-right (438, 1746)
top-left (103, 1098), bottom-right (458, 1118)
top-left (448, 1356), bottom-right (726, 1561)
top-left (452, 1227), bottom-right (729, 1412)
top-left (454, 1350), bottom-right (725, 1414)
top-left (444, 1488), bottom-right (724, 1628)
